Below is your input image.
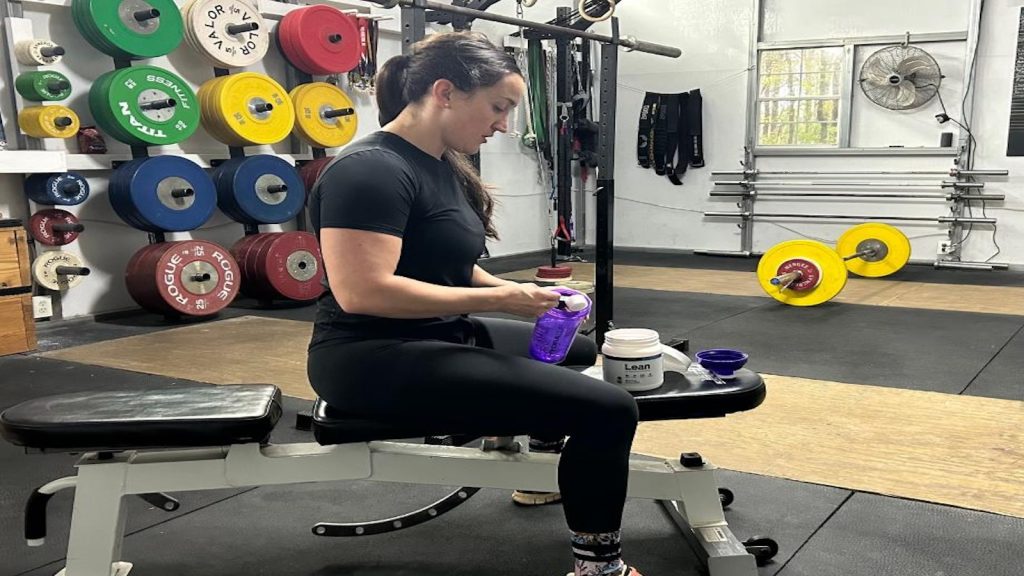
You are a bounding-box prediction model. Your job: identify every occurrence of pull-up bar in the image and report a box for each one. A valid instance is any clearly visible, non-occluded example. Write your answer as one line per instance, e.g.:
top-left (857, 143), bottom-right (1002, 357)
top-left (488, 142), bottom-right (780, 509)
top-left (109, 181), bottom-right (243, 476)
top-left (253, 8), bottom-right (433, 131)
top-left (363, 0), bottom-right (682, 57)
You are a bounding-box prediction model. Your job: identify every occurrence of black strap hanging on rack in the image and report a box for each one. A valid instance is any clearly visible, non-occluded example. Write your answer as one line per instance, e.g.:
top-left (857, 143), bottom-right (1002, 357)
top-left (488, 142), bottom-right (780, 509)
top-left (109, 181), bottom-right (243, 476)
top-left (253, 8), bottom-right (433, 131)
top-left (652, 94), bottom-right (671, 175)
top-left (686, 88), bottom-right (705, 168)
top-left (636, 92), bottom-right (658, 168)
top-left (635, 90), bottom-right (704, 184)
top-left (663, 93), bottom-right (681, 182)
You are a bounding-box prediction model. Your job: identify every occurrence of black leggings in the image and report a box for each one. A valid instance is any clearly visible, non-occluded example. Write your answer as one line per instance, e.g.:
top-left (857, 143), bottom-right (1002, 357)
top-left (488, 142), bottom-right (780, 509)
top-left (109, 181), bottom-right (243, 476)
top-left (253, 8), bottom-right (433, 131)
top-left (307, 316), bottom-right (639, 533)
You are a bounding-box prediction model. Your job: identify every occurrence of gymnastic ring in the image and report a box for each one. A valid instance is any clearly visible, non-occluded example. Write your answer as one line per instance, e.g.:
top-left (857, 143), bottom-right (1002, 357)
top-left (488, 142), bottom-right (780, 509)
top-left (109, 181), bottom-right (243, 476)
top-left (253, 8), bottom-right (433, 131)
top-left (577, 0), bottom-right (615, 23)
top-left (521, 0), bottom-right (539, 7)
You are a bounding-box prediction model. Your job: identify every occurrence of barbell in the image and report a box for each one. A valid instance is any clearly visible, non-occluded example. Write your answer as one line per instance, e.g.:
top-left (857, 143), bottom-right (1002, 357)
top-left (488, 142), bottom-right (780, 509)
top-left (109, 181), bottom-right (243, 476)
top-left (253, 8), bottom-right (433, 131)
top-left (757, 223), bottom-right (912, 306)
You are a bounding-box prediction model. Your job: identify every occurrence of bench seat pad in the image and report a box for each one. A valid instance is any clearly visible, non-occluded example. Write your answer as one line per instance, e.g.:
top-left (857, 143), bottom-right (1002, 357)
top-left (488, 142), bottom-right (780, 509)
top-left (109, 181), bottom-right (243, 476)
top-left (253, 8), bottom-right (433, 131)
top-left (0, 384), bottom-right (282, 451)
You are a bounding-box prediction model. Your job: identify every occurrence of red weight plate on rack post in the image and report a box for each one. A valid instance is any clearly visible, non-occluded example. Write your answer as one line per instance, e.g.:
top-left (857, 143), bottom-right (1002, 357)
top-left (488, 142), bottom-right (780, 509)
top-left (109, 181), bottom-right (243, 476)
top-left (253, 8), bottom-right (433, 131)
top-left (260, 231), bottom-right (324, 301)
top-left (299, 157), bottom-right (334, 194)
top-left (126, 240), bottom-right (240, 316)
top-left (229, 233), bottom-right (264, 296)
top-left (235, 232), bottom-right (276, 298)
top-left (294, 5), bottom-right (361, 74)
top-left (29, 209), bottom-right (84, 246)
top-left (125, 242), bottom-right (173, 314)
top-left (279, 8), bottom-right (317, 74)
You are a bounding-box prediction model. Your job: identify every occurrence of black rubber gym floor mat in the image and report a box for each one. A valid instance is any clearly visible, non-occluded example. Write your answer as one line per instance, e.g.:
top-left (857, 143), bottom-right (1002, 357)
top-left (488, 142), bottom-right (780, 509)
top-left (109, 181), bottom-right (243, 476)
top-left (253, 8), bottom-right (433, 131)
top-left (961, 325), bottom-right (1024, 400)
top-left (776, 493), bottom-right (1024, 576)
top-left (618, 290), bottom-right (1024, 395)
top-left (610, 286), bottom-right (769, 341)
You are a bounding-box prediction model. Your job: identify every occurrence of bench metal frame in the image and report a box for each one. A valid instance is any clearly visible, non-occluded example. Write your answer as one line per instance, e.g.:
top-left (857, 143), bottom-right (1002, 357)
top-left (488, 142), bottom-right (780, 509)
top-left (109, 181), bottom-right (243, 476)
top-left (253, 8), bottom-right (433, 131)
top-left (39, 439), bottom-right (757, 576)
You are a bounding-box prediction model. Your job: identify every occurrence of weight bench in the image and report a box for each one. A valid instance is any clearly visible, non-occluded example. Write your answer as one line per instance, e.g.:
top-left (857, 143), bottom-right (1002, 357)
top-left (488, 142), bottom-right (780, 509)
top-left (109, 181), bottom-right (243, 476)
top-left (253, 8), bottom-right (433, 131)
top-left (1, 369), bottom-right (775, 576)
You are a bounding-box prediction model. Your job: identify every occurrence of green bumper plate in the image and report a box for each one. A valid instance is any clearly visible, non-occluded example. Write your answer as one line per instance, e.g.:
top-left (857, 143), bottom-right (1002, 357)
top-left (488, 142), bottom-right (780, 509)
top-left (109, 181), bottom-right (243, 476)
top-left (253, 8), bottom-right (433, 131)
top-left (89, 66), bottom-right (199, 146)
top-left (15, 71), bottom-right (73, 101)
top-left (72, 0), bottom-right (183, 59)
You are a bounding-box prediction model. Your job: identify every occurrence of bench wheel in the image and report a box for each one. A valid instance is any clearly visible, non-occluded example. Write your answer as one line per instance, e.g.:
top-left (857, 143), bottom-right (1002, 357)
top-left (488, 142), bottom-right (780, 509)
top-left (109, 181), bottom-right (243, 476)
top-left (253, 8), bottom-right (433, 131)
top-left (311, 487), bottom-right (481, 537)
top-left (718, 488), bottom-right (734, 508)
top-left (742, 535), bottom-right (779, 566)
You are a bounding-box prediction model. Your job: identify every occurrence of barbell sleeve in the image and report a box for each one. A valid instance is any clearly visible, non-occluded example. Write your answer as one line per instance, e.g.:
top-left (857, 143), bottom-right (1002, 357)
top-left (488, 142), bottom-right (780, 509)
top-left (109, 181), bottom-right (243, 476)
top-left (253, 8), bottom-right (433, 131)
top-left (950, 169), bottom-right (1008, 177)
top-left (770, 271), bottom-right (802, 287)
top-left (618, 36), bottom-right (682, 58)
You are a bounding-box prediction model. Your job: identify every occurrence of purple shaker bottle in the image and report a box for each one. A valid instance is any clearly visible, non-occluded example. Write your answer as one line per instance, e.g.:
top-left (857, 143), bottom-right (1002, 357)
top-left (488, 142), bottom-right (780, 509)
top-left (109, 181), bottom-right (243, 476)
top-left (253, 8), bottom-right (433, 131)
top-left (529, 287), bottom-right (593, 363)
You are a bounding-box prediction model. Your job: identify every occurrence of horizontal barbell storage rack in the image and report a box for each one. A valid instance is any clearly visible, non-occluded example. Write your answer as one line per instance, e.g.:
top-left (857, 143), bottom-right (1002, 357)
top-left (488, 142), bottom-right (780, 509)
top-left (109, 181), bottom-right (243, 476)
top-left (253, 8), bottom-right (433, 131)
top-left (709, 191), bottom-right (1005, 200)
top-left (713, 180), bottom-right (985, 189)
top-left (711, 169), bottom-right (1010, 177)
top-left (701, 157), bottom-right (1011, 270)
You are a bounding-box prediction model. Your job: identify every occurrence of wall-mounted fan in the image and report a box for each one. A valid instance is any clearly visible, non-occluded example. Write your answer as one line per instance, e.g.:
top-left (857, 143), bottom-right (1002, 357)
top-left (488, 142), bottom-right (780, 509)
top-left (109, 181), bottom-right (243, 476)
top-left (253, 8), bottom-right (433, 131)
top-left (859, 44), bottom-right (944, 110)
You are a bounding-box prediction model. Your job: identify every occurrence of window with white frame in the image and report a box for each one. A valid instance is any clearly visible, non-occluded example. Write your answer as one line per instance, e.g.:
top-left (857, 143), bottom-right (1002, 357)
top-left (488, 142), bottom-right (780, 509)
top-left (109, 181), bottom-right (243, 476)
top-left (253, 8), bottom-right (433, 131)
top-left (757, 47), bottom-right (843, 146)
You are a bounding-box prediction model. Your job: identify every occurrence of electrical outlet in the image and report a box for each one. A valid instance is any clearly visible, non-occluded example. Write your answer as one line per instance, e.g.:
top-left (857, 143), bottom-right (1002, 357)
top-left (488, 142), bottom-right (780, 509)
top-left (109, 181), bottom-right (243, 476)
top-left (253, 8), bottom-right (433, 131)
top-left (32, 295), bottom-right (52, 319)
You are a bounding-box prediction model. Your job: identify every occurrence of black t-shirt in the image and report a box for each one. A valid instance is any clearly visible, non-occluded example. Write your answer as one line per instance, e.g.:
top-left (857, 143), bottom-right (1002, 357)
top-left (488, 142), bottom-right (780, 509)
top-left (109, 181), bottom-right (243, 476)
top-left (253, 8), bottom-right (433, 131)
top-left (309, 131), bottom-right (486, 347)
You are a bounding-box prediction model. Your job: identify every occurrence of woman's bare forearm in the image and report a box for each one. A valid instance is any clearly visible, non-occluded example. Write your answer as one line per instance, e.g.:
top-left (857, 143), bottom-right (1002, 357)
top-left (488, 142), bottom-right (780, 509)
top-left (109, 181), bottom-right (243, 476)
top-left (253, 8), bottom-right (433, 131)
top-left (471, 264), bottom-right (518, 288)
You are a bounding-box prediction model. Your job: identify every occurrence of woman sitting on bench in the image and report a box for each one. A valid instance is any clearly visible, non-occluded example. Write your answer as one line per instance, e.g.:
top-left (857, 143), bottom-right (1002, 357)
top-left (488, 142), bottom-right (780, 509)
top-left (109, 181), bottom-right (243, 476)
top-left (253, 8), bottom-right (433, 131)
top-left (306, 32), bottom-right (643, 576)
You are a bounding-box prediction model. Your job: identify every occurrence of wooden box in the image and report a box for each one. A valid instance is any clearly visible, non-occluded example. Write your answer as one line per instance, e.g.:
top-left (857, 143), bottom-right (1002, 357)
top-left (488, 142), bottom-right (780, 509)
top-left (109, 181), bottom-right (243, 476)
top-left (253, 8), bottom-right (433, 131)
top-left (0, 226), bottom-right (31, 291)
top-left (0, 292), bottom-right (36, 356)
top-left (0, 224), bottom-right (36, 356)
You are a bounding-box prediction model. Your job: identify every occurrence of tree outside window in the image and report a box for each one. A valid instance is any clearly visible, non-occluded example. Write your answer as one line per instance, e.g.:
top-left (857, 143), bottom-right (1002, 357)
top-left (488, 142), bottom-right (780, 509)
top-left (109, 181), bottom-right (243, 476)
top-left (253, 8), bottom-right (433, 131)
top-left (758, 47), bottom-right (843, 146)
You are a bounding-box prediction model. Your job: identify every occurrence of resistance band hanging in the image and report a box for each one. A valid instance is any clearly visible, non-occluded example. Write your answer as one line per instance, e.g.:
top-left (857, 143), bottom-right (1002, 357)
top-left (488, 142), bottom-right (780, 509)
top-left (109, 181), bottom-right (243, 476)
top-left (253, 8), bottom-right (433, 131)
top-left (348, 17), bottom-right (380, 92)
top-left (636, 89), bottom-right (704, 185)
top-left (527, 39), bottom-right (553, 166)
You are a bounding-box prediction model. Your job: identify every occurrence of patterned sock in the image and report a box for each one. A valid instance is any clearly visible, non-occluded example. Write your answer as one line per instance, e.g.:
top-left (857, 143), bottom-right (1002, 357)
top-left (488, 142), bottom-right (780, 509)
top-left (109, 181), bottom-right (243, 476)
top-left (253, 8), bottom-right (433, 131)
top-left (571, 530), bottom-right (625, 576)
top-left (529, 437), bottom-right (565, 453)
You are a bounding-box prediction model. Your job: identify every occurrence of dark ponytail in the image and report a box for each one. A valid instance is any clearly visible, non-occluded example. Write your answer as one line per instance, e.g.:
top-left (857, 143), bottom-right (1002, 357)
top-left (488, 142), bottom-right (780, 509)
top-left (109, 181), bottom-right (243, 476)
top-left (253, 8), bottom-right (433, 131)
top-left (374, 32), bottom-right (521, 240)
top-left (375, 53), bottom-right (412, 126)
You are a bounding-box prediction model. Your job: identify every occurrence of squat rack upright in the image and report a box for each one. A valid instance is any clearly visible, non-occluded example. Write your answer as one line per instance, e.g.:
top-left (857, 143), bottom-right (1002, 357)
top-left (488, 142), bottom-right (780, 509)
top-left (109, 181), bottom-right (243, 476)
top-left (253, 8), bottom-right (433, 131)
top-left (361, 0), bottom-right (683, 345)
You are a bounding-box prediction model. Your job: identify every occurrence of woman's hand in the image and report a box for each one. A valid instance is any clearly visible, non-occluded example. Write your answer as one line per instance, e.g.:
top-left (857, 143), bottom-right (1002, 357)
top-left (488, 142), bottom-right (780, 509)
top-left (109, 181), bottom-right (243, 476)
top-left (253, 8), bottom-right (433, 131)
top-left (496, 283), bottom-right (561, 317)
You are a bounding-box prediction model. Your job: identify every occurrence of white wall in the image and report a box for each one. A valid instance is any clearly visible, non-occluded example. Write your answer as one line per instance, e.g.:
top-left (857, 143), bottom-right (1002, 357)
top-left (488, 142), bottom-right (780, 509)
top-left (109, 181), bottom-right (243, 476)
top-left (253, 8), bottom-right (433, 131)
top-left (761, 0), bottom-right (970, 41)
top-left (578, 0), bottom-right (755, 252)
top-left (850, 41), bottom-right (965, 148)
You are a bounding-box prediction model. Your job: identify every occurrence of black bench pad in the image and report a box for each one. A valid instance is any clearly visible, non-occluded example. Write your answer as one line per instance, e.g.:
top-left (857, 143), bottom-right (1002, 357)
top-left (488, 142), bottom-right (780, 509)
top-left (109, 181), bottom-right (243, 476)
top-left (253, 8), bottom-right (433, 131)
top-left (0, 385), bottom-right (282, 451)
top-left (313, 369), bottom-right (765, 445)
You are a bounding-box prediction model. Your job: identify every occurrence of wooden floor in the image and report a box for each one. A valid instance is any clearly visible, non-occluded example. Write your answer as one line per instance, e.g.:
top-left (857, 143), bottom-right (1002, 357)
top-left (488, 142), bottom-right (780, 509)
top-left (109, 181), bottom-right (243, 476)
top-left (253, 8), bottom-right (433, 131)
top-left (502, 264), bottom-right (1024, 316)
top-left (43, 315), bottom-right (1024, 519)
